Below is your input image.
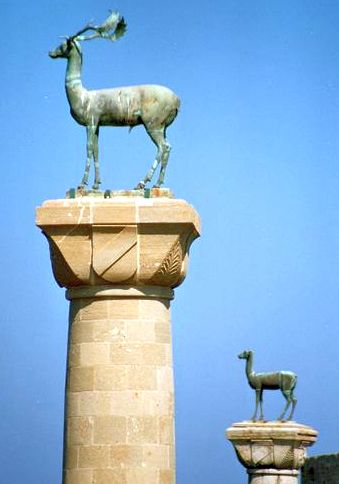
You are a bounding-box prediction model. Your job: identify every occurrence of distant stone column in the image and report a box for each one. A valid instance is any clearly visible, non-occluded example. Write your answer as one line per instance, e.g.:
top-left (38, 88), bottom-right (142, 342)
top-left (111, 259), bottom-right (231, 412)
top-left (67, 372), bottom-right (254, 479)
top-left (36, 196), bottom-right (200, 484)
top-left (227, 421), bottom-right (318, 484)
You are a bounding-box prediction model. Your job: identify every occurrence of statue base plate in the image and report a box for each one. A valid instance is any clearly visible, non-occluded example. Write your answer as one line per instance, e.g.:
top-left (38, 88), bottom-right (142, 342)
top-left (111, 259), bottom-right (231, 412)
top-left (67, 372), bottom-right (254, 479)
top-left (66, 187), bottom-right (174, 199)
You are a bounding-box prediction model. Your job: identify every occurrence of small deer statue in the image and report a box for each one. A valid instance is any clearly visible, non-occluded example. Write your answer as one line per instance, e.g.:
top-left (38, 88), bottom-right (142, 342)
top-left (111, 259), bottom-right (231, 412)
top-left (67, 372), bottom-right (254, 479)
top-left (238, 350), bottom-right (297, 422)
top-left (49, 12), bottom-right (180, 190)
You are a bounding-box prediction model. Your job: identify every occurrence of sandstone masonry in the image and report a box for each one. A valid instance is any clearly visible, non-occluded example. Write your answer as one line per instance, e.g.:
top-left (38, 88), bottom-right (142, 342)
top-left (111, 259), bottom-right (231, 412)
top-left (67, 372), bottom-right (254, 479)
top-left (36, 196), bottom-right (200, 484)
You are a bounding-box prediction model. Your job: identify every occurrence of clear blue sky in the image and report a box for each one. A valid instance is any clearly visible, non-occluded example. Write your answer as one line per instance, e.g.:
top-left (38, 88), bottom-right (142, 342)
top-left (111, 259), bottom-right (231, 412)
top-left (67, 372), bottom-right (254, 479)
top-left (1, 1), bottom-right (339, 482)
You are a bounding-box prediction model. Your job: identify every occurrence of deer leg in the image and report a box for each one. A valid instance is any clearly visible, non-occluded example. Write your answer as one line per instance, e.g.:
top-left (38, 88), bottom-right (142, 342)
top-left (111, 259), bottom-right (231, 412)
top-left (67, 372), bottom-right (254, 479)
top-left (154, 131), bottom-right (171, 187)
top-left (252, 390), bottom-right (260, 421)
top-left (259, 389), bottom-right (264, 421)
top-left (154, 141), bottom-right (171, 187)
top-left (135, 157), bottom-right (160, 189)
top-left (278, 390), bottom-right (292, 421)
top-left (135, 128), bottom-right (165, 189)
top-left (80, 125), bottom-right (96, 188)
top-left (287, 393), bottom-right (297, 421)
top-left (92, 126), bottom-right (101, 190)
top-left (152, 128), bottom-right (171, 188)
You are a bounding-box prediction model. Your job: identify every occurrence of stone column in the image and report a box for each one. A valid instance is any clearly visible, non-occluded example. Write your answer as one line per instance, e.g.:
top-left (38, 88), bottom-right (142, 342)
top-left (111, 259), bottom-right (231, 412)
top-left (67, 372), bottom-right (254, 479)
top-left (226, 421), bottom-right (318, 484)
top-left (36, 196), bottom-right (200, 484)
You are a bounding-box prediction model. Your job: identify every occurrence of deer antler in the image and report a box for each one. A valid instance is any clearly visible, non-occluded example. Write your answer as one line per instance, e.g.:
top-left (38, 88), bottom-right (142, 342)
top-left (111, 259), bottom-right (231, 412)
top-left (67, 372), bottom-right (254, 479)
top-left (73, 11), bottom-right (127, 42)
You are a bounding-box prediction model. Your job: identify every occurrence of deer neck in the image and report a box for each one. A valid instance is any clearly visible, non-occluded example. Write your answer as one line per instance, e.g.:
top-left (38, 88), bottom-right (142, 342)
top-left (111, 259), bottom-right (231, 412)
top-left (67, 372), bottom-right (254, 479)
top-left (65, 44), bottom-right (86, 107)
top-left (246, 352), bottom-right (254, 381)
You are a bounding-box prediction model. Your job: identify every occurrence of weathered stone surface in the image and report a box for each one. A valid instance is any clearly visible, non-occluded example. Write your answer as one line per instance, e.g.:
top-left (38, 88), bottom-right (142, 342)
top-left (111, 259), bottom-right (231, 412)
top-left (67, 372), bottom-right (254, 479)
top-left (36, 197), bottom-right (200, 288)
top-left (227, 421), bottom-right (318, 484)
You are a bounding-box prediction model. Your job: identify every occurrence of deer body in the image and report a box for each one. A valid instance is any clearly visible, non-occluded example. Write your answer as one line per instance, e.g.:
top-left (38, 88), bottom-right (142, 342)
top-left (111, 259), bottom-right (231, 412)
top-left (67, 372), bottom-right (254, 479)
top-left (238, 350), bottom-right (297, 421)
top-left (68, 83), bottom-right (178, 128)
top-left (49, 14), bottom-right (180, 190)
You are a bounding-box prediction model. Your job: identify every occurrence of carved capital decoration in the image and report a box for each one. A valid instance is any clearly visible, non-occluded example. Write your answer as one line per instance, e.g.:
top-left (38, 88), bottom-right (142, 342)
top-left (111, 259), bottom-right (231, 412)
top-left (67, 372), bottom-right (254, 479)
top-left (226, 421), bottom-right (318, 472)
top-left (36, 197), bottom-right (200, 289)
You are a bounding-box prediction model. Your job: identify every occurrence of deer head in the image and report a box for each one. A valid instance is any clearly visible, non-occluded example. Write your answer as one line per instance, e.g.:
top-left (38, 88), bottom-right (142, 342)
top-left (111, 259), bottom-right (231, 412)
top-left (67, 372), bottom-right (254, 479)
top-left (49, 11), bottom-right (127, 59)
top-left (238, 350), bottom-right (251, 359)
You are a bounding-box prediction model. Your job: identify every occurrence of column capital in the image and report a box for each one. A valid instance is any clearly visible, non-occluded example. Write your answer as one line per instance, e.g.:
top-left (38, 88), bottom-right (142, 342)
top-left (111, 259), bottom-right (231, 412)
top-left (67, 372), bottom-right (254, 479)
top-left (36, 196), bottom-right (200, 289)
top-left (226, 421), bottom-right (318, 471)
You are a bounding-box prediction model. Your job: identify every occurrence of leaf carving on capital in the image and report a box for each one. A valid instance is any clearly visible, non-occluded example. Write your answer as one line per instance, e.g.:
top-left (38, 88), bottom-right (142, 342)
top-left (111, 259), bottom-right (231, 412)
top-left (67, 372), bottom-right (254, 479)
top-left (148, 238), bottom-right (184, 287)
top-left (294, 446), bottom-right (307, 469)
top-left (277, 447), bottom-right (295, 469)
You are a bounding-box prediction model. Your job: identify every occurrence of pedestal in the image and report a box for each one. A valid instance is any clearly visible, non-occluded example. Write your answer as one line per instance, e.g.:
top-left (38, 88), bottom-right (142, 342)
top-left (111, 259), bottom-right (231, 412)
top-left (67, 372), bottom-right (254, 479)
top-left (36, 196), bottom-right (200, 484)
top-left (226, 421), bottom-right (318, 484)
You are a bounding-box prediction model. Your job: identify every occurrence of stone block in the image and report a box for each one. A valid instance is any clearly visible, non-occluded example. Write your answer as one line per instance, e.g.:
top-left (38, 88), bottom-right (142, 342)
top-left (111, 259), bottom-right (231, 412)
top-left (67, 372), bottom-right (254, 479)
top-left (155, 321), bottom-right (171, 343)
top-left (68, 344), bottom-right (81, 367)
top-left (127, 416), bottom-right (159, 444)
top-left (127, 366), bottom-right (157, 391)
top-left (94, 366), bottom-right (127, 391)
top-left (107, 299), bottom-right (141, 319)
top-left (93, 416), bottom-right (127, 445)
top-left (110, 445), bottom-right (143, 467)
top-left (78, 445), bottom-right (110, 469)
top-left (76, 392), bottom-right (114, 416)
top-left (143, 444), bottom-right (170, 469)
top-left (70, 322), bottom-right (94, 344)
top-left (68, 367), bottom-right (95, 392)
top-left (160, 469), bottom-right (175, 484)
top-left (64, 446), bottom-right (78, 469)
top-left (125, 467), bottom-right (159, 484)
top-left (79, 342), bottom-right (111, 366)
top-left (110, 342), bottom-right (168, 366)
top-left (126, 320), bottom-right (156, 342)
top-left (138, 300), bottom-right (170, 321)
top-left (109, 391), bottom-right (145, 416)
top-left (66, 392), bottom-right (79, 417)
top-left (93, 469), bottom-right (127, 484)
top-left (157, 367), bottom-right (174, 392)
top-left (67, 417), bottom-right (94, 445)
top-left (93, 320), bottom-right (126, 342)
top-left (71, 320), bottom-right (127, 344)
top-left (64, 469), bottom-right (93, 484)
top-left (79, 299), bottom-right (109, 321)
top-left (159, 416), bottom-right (174, 445)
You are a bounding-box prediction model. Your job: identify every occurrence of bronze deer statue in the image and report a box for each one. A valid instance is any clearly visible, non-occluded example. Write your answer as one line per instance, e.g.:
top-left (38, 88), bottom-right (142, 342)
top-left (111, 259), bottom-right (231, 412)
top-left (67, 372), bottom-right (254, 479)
top-left (238, 350), bottom-right (297, 421)
top-left (49, 12), bottom-right (180, 190)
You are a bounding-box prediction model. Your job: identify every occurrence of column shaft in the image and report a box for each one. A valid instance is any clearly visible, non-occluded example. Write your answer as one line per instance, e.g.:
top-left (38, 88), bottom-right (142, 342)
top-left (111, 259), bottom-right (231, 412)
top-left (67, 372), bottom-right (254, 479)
top-left (64, 292), bottom-right (175, 484)
top-left (248, 469), bottom-right (298, 484)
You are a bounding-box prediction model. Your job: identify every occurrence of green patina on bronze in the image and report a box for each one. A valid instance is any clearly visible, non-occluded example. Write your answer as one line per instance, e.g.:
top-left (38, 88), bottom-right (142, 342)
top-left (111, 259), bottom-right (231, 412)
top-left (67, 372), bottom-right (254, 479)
top-left (49, 11), bottom-right (180, 190)
top-left (238, 350), bottom-right (297, 422)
